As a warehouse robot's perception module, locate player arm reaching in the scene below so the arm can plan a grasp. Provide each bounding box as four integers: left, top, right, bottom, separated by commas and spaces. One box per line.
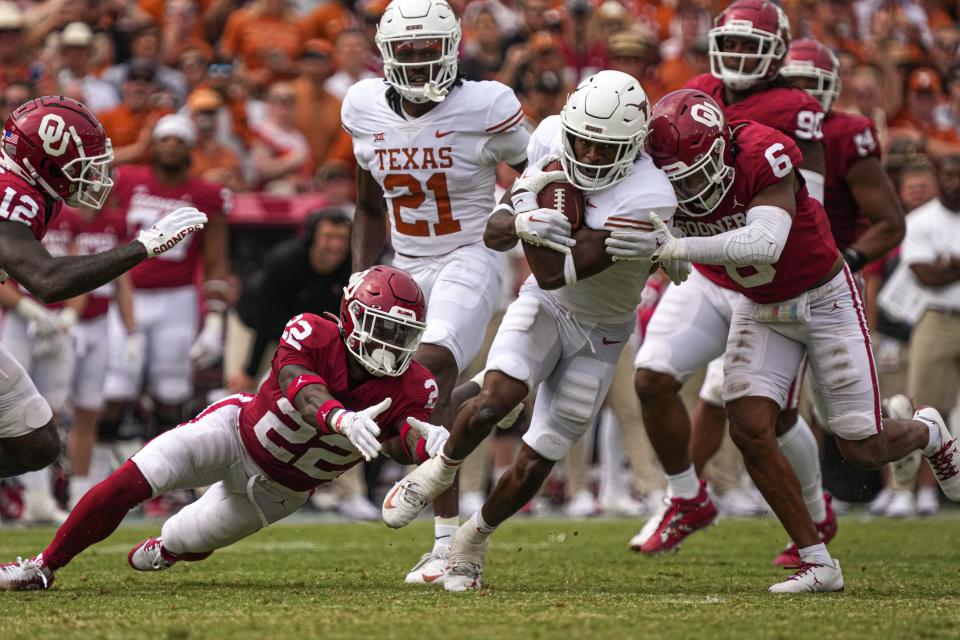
351, 168, 389, 272
840, 155, 906, 271
607, 175, 797, 266
0, 206, 207, 303
190, 202, 231, 368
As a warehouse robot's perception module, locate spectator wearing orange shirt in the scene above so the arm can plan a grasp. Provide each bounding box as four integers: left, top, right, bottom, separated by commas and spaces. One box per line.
98, 62, 173, 166
220, 0, 304, 89
299, 0, 354, 42
291, 39, 343, 171
324, 29, 379, 100
889, 68, 960, 160
251, 81, 314, 194
187, 88, 246, 191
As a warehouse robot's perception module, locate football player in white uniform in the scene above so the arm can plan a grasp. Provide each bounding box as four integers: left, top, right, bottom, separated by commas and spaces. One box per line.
342, 0, 528, 585
379, 70, 679, 591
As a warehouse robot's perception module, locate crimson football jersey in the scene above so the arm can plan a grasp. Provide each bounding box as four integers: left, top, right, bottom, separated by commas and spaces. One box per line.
111, 164, 229, 289
684, 74, 824, 144
677, 121, 839, 303
238, 313, 437, 492
823, 110, 880, 250
0, 164, 63, 242
72, 206, 129, 320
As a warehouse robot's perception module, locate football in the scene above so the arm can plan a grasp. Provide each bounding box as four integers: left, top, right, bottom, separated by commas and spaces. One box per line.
537, 160, 585, 231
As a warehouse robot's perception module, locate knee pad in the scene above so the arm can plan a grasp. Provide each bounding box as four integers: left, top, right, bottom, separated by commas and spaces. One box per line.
22, 395, 53, 431
699, 359, 725, 407
486, 355, 533, 392
554, 369, 601, 426
500, 296, 540, 333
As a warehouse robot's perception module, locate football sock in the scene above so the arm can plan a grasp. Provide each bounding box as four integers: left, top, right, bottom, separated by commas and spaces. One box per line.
922, 416, 942, 456
434, 516, 458, 553
798, 542, 832, 565
666, 465, 700, 500
463, 509, 496, 545
43, 460, 153, 570
777, 416, 827, 522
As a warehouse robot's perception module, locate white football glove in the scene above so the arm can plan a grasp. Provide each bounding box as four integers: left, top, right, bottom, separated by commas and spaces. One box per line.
510, 169, 568, 216
137, 206, 208, 258
329, 397, 392, 462
189, 313, 224, 368
605, 213, 680, 262
406, 417, 449, 458
124, 331, 146, 375
515, 208, 575, 253
661, 257, 692, 286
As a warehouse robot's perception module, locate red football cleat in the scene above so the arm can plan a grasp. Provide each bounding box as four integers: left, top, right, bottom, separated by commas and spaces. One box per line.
638, 481, 718, 555
773, 493, 838, 568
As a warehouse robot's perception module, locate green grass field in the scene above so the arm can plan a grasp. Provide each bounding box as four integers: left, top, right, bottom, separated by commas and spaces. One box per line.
2, 515, 959, 639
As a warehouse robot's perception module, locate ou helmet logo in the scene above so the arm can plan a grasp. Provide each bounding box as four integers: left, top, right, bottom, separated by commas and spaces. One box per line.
690, 102, 723, 129
37, 114, 72, 157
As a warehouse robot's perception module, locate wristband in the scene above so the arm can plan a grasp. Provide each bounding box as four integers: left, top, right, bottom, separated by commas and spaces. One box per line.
317, 400, 346, 434
284, 374, 326, 405
842, 247, 868, 272
563, 252, 578, 287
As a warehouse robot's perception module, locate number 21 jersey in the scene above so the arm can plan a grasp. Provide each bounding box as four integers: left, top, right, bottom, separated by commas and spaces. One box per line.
342, 78, 529, 257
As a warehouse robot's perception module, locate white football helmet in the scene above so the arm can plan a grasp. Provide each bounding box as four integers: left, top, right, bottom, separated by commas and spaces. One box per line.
559, 70, 650, 192
376, 0, 462, 104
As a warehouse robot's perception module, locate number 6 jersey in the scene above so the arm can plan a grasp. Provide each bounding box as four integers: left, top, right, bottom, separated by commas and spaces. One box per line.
672, 121, 838, 304
342, 78, 529, 257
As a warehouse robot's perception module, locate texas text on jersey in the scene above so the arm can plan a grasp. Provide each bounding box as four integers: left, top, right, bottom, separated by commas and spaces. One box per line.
111, 164, 230, 289
673, 119, 838, 303
238, 313, 438, 492
342, 78, 528, 257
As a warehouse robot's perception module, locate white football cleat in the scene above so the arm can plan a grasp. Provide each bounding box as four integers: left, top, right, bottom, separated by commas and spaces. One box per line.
337, 494, 380, 521
884, 490, 916, 518
21, 488, 69, 526
444, 524, 488, 592
868, 487, 893, 516
564, 490, 596, 518
917, 407, 960, 501
128, 537, 177, 571
0, 555, 54, 591
917, 487, 940, 516
769, 560, 844, 593
459, 491, 486, 518
886, 395, 922, 488
601, 494, 646, 518
404, 549, 448, 586
382, 456, 455, 529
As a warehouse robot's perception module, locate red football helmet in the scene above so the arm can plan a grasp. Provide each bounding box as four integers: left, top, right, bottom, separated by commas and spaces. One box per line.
1, 96, 113, 208
645, 89, 734, 217
708, 0, 791, 91
781, 38, 840, 113
340, 265, 427, 377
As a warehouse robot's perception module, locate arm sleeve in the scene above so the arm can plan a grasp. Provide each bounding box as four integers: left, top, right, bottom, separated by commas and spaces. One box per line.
669, 205, 793, 266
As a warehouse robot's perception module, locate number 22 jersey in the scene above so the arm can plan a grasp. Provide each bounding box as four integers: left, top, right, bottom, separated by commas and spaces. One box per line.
342, 78, 529, 257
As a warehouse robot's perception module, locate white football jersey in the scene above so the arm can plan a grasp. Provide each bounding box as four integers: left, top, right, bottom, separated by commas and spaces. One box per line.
342, 78, 529, 257
525, 116, 677, 324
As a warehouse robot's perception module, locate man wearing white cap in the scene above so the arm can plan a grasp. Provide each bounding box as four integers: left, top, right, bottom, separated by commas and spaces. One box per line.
57, 22, 119, 114
101, 115, 231, 495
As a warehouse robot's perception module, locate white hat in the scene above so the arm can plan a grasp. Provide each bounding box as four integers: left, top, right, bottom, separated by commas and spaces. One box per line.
0, 2, 23, 30
61, 22, 93, 47
153, 114, 197, 146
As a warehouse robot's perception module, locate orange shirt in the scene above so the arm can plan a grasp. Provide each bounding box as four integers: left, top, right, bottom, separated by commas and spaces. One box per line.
298, 2, 354, 41
98, 103, 172, 160
889, 108, 960, 144
291, 77, 344, 166
221, 9, 304, 71
191, 141, 245, 190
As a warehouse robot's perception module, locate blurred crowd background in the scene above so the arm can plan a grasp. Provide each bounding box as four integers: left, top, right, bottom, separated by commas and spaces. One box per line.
1, 0, 959, 525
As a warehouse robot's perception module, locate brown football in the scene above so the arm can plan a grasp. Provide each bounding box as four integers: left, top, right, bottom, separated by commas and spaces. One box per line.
536, 160, 585, 231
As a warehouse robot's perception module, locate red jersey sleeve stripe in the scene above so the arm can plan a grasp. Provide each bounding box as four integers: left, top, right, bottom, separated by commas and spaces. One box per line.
486, 108, 523, 133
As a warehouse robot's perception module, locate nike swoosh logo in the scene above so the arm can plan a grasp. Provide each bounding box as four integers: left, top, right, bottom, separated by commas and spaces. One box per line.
435, 130, 455, 138
602, 338, 621, 345
383, 484, 402, 510
422, 573, 444, 583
